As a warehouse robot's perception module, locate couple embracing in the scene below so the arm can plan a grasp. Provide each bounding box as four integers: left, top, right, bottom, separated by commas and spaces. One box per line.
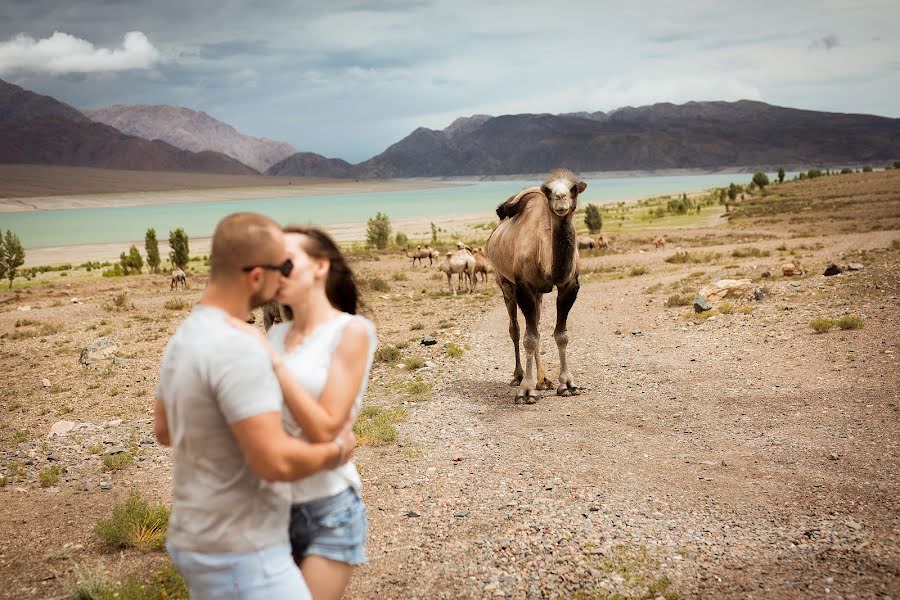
154, 212, 376, 599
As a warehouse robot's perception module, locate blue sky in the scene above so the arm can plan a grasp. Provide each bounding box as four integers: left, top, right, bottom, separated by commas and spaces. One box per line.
1, 0, 898, 163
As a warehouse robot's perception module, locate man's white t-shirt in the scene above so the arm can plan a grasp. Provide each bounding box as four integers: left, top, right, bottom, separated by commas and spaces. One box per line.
157, 305, 290, 553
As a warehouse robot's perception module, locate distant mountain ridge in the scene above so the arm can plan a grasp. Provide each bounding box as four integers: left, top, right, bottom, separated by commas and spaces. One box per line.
0, 79, 258, 175
270, 100, 900, 178
83, 104, 297, 172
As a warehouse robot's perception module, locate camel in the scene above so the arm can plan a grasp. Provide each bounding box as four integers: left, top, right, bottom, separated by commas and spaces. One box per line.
652, 236, 666, 249
485, 169, 585, 403
438, 249, 475, 295
596, 234, 611, 250
170, 267, 186, 290
577, 236, 596, 250
407, 245, 439, 267
262, 301, 286, 330
471, 246, 491, 283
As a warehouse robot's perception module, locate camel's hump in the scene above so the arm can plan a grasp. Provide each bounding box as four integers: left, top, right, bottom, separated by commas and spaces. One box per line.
496, 186, 543, 220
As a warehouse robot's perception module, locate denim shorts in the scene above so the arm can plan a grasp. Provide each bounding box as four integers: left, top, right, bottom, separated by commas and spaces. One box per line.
167, 541, 310, 600
289, 487, 368, 565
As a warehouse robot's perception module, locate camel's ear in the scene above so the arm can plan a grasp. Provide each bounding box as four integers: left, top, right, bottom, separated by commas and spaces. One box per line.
574, 181, 587, 195
540, 185, 552, 199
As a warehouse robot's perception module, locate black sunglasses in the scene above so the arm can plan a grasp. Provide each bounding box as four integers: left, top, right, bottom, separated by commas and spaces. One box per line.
241, 258, 293, 277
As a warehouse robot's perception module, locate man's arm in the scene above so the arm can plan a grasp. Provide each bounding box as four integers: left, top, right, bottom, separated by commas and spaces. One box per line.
230, 412, 354, 482
154, 397, 171, 447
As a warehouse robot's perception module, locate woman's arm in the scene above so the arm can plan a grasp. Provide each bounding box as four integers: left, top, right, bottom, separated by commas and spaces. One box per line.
276, 319, 371, 443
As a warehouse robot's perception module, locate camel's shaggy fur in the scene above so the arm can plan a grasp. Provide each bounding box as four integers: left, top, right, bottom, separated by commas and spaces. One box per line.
170, 268, 187, 290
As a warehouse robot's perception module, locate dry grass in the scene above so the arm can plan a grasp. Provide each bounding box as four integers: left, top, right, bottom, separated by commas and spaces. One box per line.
354, 405, 406, 445
95, 493, 170, 551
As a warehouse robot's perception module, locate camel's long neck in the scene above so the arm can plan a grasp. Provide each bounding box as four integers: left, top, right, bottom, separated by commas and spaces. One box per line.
550, 213, 576, 283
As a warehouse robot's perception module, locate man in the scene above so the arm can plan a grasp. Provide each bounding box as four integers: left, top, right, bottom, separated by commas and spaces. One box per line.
154, 212, 354, 599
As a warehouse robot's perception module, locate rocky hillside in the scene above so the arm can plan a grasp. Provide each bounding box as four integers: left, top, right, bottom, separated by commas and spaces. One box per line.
83, 104, 296, 172
266, 151, 354, 178
0, 79, 257, 175
272, 100, 900, 178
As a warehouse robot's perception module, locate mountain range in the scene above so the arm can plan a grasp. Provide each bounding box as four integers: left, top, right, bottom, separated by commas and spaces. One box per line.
2, 76, 898, 179
0, 79, 257, 175
267, 101, 900, 178
83, 105, 296, 172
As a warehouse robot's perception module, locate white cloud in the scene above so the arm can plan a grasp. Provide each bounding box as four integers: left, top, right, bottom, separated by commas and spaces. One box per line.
0, 31, 162, 75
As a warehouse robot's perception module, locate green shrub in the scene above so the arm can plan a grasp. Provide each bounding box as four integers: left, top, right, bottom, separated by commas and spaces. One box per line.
375, 345, 401, 363
366, 212, 391, 250
629, 266, 649, 276
731, 247, 770, 258
367, 277, 390, 292
66, 559, 187, 600
810, 318, 835, 333
391, 272, 408, 282
446, 343, 464, 358
664, 294, 692, 308
862, 165, 873, 173
102, 452, 134, 472
404, 377, 432, 401
163, 298, 187, 311
39, 464, 64, 487
96, 493, 170, 551
404, 356, 426, 370
836, 315, 863, 330
354, 405, 405, 445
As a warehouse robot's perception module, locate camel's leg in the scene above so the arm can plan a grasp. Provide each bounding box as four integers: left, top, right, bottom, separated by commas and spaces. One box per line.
498, 278, 523, 386
530, 294, 553, 391
554, 279, 580, 397
446, 273, 455, 296
514, 285, 542, 404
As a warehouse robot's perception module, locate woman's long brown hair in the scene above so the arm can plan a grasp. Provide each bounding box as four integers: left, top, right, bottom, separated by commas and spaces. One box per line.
282, 225, 359, 316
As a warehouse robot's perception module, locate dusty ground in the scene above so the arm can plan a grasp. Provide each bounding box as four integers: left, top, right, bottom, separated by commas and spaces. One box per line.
0, 171, 898, 599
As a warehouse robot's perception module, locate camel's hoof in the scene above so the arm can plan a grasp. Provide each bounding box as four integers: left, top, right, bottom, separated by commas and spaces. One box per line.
535, 377, 553, 391
557, 384, 580, 397
515, 389, 540, 404
509, 375, 523, 387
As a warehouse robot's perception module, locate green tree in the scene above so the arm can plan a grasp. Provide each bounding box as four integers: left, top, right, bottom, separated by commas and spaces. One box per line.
0, 230, 26, 288
118, 245, 143, 275
777, 167, 785, 183
893, 160, 900, 169
727, 183, 738, 202
862, 165, 873, 173
145, 228, 161, 273
584, 204, 603, 233
366, 212, 391, 250
430, 222, 439, 245
807, 168, 822, 179
169, 228, 190, 269
752, 171, 770, 189
395, 232, 408, 248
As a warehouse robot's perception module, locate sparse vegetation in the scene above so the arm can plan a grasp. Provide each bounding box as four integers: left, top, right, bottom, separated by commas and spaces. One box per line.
404, 356, 426, 370
410, 322, 424, 330
102, 451, 134, 472
66, 558, 187, 600
354, 405, 405, 445
39, 464, 64, 487
391, 271, 408, 282
95, 493, 170, 551
446, 343, 464, 358
665, 251, 720, 264
664, 294, 693, 308
404, 377, 432, 401
731, 247, 770, 258
375, 345, 402, 363
366, 276, 391, 292
811, 315, 864, 333
836, 315, 864, 330
629, 266, 649, 276
163, 297, 187, 311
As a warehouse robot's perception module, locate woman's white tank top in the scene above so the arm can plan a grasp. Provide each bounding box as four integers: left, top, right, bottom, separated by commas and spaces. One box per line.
267, 312, 377, 504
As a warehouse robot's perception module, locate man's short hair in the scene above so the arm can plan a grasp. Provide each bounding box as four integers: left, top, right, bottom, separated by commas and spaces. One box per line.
209, 213, 282, 281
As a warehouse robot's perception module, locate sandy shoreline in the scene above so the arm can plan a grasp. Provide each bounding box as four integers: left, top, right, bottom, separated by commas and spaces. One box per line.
0, 180, 462, 213
22, 211, 497, 266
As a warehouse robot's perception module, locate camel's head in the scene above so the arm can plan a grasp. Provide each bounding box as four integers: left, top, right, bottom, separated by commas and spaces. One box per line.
541, 169, 587, 218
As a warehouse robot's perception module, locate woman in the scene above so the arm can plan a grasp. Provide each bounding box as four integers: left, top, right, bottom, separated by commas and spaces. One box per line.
237, 225, 376, 600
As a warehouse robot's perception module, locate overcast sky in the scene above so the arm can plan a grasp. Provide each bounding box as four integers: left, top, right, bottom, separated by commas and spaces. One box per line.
1, 0, 898, 163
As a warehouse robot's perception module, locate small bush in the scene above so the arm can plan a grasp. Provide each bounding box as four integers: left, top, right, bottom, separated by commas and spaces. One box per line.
862, 165, 873, 173
96, 493, 170, 550
375, 345, 401, 363
163, 297, 187, 310
354, 405, 406, 445
391, 272, 409, 282
15, 318, 37, 327
664, 294, 692, 308
717, 302, 735, 315
14, 429, 29, 443
628, 266, 649, 277
404, 356, 426, 370
446, 343, 464, 358
810, 318, 835, 333
836, 315, 864, 330
665, 251, 719, 264
404, 377, 432, 401
0, 476, 6, 487
39, 464, 65, 487
731, 247, 771, 258
438, 319, 454, 329
409, 322, 424, 331
367, 277, 390, 292
738, 305, 754, 314
102, 452, 134, 472
66, 558, 187, 600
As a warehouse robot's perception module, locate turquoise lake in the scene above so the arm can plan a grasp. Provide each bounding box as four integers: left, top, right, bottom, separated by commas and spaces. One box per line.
1, 172, 773, 249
